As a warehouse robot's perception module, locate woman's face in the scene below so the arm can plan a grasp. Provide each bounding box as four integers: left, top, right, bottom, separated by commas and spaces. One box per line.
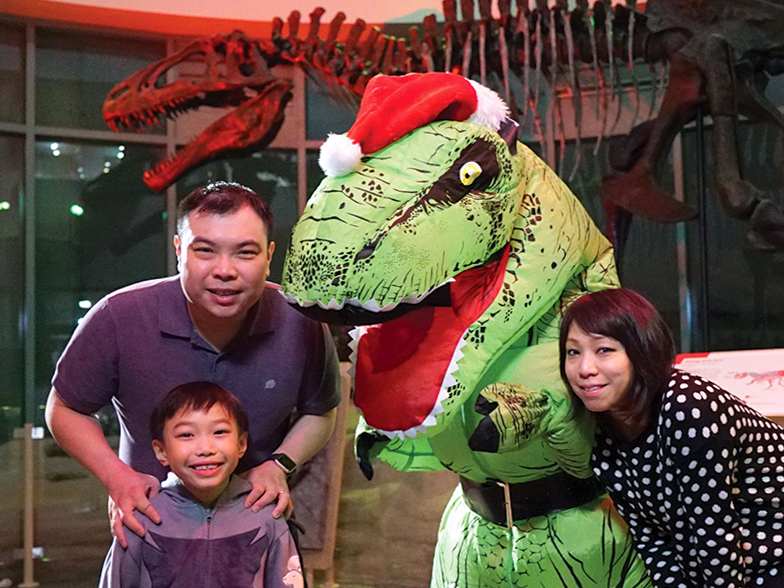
564, 323, 634, 417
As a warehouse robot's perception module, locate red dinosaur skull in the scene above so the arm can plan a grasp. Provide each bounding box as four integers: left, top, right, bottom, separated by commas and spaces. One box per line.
103, 31, 291, 192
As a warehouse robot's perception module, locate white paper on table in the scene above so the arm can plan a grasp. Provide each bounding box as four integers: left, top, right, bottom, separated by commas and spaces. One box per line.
674, 349, 784, 417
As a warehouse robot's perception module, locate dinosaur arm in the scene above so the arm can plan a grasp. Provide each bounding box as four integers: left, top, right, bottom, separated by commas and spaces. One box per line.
467, 383, 550, 454
465, 383, 595, 479
465, 342, 596, 479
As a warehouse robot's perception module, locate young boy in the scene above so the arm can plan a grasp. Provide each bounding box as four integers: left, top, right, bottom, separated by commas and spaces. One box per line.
99, 381, 304, 588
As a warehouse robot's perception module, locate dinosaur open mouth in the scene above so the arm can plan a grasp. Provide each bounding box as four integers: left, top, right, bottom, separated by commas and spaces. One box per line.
284, 283, 453, 326
348, 245, 510, 438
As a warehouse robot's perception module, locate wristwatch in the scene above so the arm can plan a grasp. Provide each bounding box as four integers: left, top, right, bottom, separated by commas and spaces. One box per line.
269, 453, 297, 475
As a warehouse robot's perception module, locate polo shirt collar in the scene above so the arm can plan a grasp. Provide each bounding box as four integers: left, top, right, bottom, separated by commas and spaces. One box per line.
248, 285, 276, 337
158, 276, 193, 338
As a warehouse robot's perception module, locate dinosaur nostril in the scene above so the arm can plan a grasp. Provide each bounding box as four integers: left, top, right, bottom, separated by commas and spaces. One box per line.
354, 243, 376, 262
354, 235, 383, 263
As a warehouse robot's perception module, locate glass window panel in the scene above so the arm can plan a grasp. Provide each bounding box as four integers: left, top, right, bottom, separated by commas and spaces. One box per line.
0, 134, 23, 585
306, 77, 358, 141
33, 440, 112, 587
35, 140, 168, 422
175, 150, 299, 285
560, 138, 682, 347
683, 122, 784, 350
0, 134, 24, 439
0, 22, 25, 124
306, 148, 328, 199
36, 29, 166, 132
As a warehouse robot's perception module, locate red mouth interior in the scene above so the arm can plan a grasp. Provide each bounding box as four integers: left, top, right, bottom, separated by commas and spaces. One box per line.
353, 245, 510, 433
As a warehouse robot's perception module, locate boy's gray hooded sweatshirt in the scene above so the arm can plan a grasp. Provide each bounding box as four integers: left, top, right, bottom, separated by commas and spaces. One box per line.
100, 474, 303, 588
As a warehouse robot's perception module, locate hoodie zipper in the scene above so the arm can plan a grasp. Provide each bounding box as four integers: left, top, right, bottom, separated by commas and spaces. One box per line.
206, 510, 214, 587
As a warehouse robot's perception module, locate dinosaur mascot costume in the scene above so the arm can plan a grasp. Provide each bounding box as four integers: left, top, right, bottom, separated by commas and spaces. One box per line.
281, 73, 651, 587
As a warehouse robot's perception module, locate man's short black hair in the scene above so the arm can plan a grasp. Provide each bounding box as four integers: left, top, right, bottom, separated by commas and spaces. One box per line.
150, 381, 249, 442
176, 181, 273, 241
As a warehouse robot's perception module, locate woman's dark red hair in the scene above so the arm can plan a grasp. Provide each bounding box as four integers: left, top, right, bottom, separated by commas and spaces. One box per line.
559, 288, 676, 421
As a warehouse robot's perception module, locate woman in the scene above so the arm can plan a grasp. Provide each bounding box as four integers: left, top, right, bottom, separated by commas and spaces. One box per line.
559, 288, 784, 588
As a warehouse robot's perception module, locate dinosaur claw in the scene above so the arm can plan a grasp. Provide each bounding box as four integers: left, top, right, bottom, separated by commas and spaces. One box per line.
602, 167, 698, 223
468, 418, 500, 453
355, 430, 390, 481
357, 457, 374, 481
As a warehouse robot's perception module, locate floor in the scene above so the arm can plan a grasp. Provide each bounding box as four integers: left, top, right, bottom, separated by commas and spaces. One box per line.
0, 411, 458, 588
4, 412, 784, 587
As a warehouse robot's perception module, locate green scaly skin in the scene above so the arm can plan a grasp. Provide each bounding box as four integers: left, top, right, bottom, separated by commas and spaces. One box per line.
282, 120, 651, 587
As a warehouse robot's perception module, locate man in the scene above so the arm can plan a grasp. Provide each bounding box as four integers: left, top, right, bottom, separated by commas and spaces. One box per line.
46, 182, 340, 548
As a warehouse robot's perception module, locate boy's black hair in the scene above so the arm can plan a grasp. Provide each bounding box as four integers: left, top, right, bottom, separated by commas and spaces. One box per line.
150, 381, 249, 442
176, 181, 273, 241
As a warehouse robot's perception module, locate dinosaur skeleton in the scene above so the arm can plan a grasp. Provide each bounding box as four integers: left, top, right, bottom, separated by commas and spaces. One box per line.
104, 0, 784, 252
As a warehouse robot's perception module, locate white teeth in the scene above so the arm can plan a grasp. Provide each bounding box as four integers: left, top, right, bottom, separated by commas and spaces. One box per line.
361, 299, 381, 312
285, 276, 454, 313
400, 291, 424, 304
193, 465, 219, 470
317, 297, 345, 310
279, 291, 297, 303
347, 327, 365, 379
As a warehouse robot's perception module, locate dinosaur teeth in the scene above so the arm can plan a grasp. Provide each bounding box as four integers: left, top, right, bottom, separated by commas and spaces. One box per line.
279, 291, 298, 304
360, 299, 381, 313
282, 278, 453, 314
346, 326, 364, 380
316, 298, 345, 310
399, 291, 425, 304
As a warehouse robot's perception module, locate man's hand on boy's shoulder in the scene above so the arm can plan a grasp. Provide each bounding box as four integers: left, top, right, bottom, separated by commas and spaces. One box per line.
107, 469, 162, 548
241, 461, 294, 519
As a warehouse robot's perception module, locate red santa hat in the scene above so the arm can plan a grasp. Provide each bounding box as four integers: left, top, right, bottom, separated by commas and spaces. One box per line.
319, 73, 510, 177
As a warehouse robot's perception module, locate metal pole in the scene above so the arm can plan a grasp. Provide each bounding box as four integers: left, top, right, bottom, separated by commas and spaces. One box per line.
23, 25, 36, 425
695, 106, 709, 349
19, 424, 39, 588
672, 134, 692, 353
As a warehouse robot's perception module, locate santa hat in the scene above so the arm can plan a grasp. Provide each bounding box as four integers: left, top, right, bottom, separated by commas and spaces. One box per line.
319, 73, 510, 177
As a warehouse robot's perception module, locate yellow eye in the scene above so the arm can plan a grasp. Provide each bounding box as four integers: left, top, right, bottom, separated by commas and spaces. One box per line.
459, 161, 482, 186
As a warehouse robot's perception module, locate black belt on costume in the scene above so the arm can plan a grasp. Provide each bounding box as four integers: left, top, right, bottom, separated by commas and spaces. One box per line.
459, 472, 605, 525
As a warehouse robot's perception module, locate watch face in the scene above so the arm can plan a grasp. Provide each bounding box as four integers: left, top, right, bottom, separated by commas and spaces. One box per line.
273, 453, 296, 473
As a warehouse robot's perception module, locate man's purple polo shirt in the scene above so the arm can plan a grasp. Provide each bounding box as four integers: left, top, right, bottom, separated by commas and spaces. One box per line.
53, 276, 341, 481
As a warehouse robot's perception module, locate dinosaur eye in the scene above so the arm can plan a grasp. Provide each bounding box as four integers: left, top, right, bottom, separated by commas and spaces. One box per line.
459, 162, 482, 186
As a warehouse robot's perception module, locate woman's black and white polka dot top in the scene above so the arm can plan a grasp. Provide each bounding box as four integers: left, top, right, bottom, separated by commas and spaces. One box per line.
592, 369, 784, 588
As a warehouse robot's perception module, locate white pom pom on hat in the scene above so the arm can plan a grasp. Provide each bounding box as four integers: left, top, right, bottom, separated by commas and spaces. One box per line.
467, 79, 510, 132
318, 133, 364, 178
318, 73, 511, 177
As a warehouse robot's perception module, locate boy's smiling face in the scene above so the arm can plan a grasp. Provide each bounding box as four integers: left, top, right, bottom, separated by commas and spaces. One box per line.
153, 404, 248, 506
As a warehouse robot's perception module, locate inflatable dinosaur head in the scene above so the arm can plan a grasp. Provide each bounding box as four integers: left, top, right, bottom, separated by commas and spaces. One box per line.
282, 73, 617, 442
283, 74, 527, 434
284, 115, 522, 313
